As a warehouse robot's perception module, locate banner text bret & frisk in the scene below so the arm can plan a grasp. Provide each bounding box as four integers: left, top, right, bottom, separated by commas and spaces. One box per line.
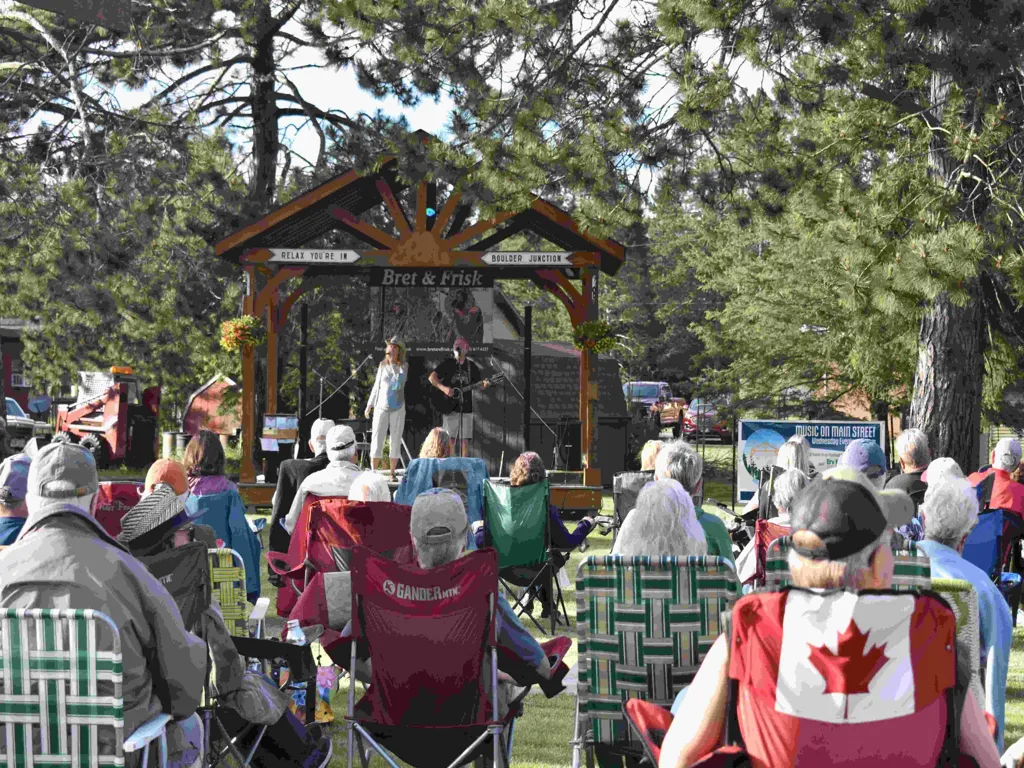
372, 268, 492, 287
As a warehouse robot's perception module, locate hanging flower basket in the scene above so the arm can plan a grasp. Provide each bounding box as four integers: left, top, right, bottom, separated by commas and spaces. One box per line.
573, 320, 617, 354
220, 315, 265, 352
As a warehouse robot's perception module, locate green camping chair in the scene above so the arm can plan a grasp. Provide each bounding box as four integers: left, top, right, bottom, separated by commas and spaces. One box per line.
0, 608, 172, 768
572, 555, 740, 768
483, 479, 568, 635
761, 536, 932, 591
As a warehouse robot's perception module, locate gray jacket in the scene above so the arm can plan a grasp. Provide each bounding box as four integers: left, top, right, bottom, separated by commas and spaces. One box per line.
0, 503, 208, 745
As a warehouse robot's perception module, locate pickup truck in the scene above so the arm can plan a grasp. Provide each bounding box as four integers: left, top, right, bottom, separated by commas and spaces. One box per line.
5, 397, 53, 451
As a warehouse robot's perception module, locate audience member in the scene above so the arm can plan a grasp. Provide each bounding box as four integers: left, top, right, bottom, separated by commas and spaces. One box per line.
734, 468, 808, 584
283, 425, 362, 535
968, 437, 1024, 518
838, 437, 888, 489
777, 435, 812, 475
640, 439, 663, 471
269, 418, 334, 561
119, 485, 333, 768
885, 428, 930, 505
349, 470, 392, 502
472, 452, 594, 617
0, 443, 208, 768
183, 431, 261, 602
653, 440, 732, 563
925, 456, 966, 484
419, 427, 454, 459
0, 454, 31, 545
658, 467, 999, 768
612, 479, 707, 557
917, 477, 1013, 751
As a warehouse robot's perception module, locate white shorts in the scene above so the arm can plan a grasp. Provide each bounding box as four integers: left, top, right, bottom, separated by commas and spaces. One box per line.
443, 412, 474, 441
371, 404, 406, 459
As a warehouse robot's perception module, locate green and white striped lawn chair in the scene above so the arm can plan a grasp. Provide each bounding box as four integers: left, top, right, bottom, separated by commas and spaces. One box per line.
572, 555, 740, 768
0, 608, 171, 768
761, 536, 932, 591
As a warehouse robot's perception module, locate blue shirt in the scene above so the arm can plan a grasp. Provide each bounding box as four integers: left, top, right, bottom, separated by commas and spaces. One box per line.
0, 517, 25, 545
916, 539, 1012, 751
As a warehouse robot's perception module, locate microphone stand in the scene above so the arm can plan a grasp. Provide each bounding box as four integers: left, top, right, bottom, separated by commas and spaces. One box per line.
306, 354, 374, 417
490, 358, 557, 440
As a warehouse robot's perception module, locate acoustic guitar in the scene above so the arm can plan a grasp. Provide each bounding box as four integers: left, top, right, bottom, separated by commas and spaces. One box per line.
435, 372, 506, 414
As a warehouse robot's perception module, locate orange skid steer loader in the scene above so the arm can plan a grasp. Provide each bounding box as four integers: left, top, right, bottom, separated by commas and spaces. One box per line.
55, 367, 160, 469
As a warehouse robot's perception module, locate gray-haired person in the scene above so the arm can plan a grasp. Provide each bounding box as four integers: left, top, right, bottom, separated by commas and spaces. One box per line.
885, 428, 931, 504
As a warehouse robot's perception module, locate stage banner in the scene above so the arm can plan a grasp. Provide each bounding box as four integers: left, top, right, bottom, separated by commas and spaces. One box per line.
370, 281, 494, 353
736, 420, 886, 502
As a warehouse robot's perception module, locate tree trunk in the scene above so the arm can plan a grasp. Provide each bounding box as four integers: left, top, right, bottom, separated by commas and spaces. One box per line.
249, 0, 279, 208
908, 289, 985, 472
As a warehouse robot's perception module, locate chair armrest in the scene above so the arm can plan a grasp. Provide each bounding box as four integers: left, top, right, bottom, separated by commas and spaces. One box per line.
249, 597, 270, 639
123, 713, 173, 752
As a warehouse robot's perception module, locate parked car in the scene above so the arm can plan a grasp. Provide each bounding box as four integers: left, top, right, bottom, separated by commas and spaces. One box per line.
5, 397, 53, 451
681, 397, 733, 442
623, 381, 672, 419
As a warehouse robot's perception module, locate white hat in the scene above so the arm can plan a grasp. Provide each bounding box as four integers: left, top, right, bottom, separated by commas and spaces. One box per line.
994, 437, 1022, 471
310, 418, 335, 444
326, 424, 356, 451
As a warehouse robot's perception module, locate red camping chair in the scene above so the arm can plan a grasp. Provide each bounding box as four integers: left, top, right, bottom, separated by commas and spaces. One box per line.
94, 480, 144, 539
751, 519, 790, 587
346, 546, 523, 768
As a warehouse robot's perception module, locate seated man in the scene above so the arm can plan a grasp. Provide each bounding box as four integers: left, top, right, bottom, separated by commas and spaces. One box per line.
283, 424, 362, 536
968, 437, 1024, 518
885, 428, 931, 507
0, 443, 208, 768
118, 483, 333, 768
0, 453, 31, 545
917, 477, 1013, 752
658, 467, 1000, 768
269, 418, 334, 561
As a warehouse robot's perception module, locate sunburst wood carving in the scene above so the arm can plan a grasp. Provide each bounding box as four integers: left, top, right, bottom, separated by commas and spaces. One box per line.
330, 178, 515, 267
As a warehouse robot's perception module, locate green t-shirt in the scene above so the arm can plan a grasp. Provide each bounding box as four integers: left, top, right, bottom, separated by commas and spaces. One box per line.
695, 506, 735, 566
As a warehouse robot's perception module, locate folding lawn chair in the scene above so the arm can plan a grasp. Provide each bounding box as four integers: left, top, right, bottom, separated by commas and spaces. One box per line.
572, 555, 740, 768
346, 546, 524, 768
208, 548, 269, 638
484, 478, 568, 635
94, 481, 144, 540
962, 508, 1024, 626
760, 536, 932, 591
611, 472, 652, 534
0, 608, 172, 768
931, 578, 984, 710
750, 519, 790, 588
267, 493, 337, 618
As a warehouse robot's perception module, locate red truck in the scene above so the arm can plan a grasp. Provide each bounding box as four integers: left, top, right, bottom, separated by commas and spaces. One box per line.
55, 368, 160, 468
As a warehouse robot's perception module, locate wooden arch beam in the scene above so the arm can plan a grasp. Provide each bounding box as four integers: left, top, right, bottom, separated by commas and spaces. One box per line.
535, 269, 586, 326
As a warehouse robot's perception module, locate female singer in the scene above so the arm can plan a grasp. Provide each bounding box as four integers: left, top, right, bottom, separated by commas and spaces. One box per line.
364, 337, 408, 480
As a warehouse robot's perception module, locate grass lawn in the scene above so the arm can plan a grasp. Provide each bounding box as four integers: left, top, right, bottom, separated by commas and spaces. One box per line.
247, 484, 1024, 766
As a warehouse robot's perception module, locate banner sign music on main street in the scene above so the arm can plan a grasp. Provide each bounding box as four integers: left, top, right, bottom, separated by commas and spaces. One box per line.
369, 268, 495, 287
736, 419, 886, 502
268, 249, 361, 264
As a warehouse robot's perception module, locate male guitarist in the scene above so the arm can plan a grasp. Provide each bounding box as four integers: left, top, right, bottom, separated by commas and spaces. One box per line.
429, 338, 491, 457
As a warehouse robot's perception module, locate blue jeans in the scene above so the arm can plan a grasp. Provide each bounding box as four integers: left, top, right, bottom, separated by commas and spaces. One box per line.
670, 686, 689, 717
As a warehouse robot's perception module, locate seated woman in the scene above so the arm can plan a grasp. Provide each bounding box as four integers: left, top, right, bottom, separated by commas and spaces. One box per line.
611, 479, 707, 557
349, 470, 392, 502
472, 451, 597, 617
641, 440, 664, 472
183, 431, 262, 602
419, 427, 454, 459
118, 483, 333, 768
734, 468, 807, 585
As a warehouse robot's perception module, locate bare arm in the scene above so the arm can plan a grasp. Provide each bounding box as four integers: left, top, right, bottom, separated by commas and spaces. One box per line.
429, 371, 452, 396
659, 634, 730, 768
961, 688, 1001, 768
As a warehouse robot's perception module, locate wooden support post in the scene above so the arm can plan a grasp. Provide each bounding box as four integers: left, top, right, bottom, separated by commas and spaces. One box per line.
241, 267, 257, 483
580, 268, 600, 487
266, 286, 280, 414
298, 302, 308, 457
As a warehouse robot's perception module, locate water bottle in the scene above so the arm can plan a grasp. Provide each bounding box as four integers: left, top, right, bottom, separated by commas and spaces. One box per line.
285, 619, 306, 646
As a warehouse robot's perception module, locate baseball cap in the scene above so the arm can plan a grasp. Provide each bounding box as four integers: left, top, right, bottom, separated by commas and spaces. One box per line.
453, 338, 470, 353
310, 418, 335, 444
26, 442, 99, 513
410, 488, 468, 545
921, 457, 964, 484
838, 438, 888, 479
117, 484, 192, 551
326, 424, 356, 451
994, 437, 1022, 469
144, 459, 188, 495
789, 466, 914, 560
0, 454, 31, 503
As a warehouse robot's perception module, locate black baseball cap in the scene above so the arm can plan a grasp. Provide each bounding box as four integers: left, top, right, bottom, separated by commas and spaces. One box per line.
789, 466, 914, 560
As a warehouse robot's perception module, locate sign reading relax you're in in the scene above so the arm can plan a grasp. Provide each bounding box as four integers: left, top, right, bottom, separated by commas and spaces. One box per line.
268, 249, 361, 264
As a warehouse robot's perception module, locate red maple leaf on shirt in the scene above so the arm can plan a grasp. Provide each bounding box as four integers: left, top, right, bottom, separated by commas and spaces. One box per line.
808, 619, 888, 711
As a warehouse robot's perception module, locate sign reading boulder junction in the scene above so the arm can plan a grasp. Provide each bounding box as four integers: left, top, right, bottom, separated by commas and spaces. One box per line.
369, 268, 495, 287
268, 248, 361, 264
482, 251, 573, 266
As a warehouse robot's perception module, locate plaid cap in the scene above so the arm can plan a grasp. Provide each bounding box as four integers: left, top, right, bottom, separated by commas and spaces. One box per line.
790, 466, 914, 560
27, 442, 98, 512
410, 488, 468, 545
0, 454, 31, 503
117, 484, 193, 551
838, 438, 888, 478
